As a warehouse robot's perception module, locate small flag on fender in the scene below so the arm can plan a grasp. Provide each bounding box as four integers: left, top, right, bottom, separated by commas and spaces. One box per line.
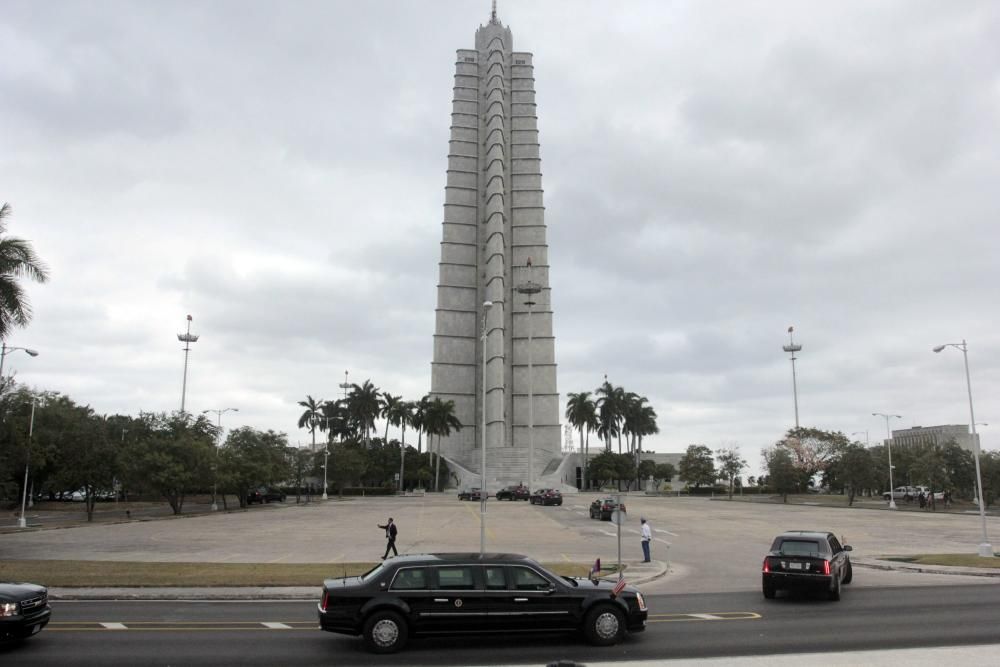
611, 577, 627, 597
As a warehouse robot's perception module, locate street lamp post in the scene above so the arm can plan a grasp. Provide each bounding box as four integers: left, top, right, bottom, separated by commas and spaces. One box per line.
933, 340, 993, 557
782, 327, 802, 429
0, 342, 40, 381
177, 315, 199, 413
203, 408, 238, 511
516, 260, 542, 494
873, 413, 902, 510
480, 301, 493, 555
18, 398, 37, 529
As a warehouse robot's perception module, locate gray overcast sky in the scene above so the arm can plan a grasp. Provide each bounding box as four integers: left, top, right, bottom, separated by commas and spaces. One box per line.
3, 0, 999, 475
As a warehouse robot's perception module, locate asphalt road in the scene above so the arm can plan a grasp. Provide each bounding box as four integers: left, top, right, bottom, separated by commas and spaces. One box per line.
6, 584, 1000, 666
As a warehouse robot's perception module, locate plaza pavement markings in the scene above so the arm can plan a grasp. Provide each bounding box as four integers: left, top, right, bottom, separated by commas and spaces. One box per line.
327, 553, 345, 563
461, 502, 496, 541
647, 611, 760, 623
655, 528, 678, 536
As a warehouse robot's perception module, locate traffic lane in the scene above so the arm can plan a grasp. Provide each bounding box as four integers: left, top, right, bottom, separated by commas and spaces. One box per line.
21, 585, 1000, 666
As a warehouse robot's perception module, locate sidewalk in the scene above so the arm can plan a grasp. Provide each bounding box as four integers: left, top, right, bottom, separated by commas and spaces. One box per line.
854, 557, 1000, 578
48, 559, 670, 600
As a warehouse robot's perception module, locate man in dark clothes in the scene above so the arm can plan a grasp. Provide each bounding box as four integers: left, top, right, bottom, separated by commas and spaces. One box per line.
378, 517, 398, 559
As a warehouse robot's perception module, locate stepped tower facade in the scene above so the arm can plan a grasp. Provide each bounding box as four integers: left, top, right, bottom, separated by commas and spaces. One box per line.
429, 8, 559, 487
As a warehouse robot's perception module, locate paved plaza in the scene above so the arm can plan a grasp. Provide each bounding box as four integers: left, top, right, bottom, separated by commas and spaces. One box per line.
3, 494, 999, 595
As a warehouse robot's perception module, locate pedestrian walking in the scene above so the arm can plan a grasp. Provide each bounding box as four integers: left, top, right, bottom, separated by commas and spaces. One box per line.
918, 491, 927, 509
640, 517, 652, 563
378, 517, 398, 559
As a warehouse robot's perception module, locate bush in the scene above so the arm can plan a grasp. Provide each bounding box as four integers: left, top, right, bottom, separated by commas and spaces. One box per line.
334, 486, 395, 496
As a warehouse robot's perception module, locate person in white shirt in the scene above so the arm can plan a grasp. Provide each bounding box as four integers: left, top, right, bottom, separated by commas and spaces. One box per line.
640, 517, 652, 562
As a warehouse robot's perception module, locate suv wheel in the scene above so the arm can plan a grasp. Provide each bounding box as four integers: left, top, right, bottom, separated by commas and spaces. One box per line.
843, 561, 853, 584
583, 604, 624, 646
828, 575, 841, 601
363, 610, 408, 654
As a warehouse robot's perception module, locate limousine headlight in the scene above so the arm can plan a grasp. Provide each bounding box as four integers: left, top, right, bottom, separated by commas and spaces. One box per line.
0, 602, 18, 617
635, 592, 647, 612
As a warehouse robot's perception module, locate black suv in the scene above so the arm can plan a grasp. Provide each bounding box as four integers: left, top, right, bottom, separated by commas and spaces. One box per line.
529, 489, 563, 505
762, 530, 853, 600
318, 552, 647, 653
247, 487, 286, 504
495, 485, 529, 501
0, 582, 51, 642
589, 497, 626, 520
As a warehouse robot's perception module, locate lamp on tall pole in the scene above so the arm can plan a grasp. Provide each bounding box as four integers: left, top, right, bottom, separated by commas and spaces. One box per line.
516, 259, 542, 494
873, 412, 902, 510
480, 300, 493, 555
1, 342, 40, 381
320, 415, 334, 501
933, 340, 993, 557
782, 326, 802, 429
177, 315, 199, 413
18, 398, 37, 529
203, 407, 238, 511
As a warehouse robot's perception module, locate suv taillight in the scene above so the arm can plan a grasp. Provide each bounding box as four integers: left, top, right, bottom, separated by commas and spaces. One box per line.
762, 558, 770, 573
321, 591, 329, 611
822, 560, 831, 575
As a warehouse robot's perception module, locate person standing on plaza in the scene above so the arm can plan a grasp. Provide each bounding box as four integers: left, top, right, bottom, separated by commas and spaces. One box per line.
640, 517, 652, 563
378, 517, 398, 559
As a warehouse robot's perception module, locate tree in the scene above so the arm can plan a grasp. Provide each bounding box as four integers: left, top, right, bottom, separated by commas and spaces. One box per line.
297, 395, 324, 453
716, 446, 746, 500
826, 442, 876, 505
386, 400, 414, 492
411, 395, 430, 455
775, 427, 847, 487
347, 380, 381, 446
122, 412, 215, 514
424, 397, 462, 491
763, 446, 797, 503
678, 445, 716, 489
654, 463, 676, 486
328, 443, 367, 497
380, 393, 403, 443
218, 427, 291, 508
565, 391, 598, 490
911, 444, 949, 510
0, 202, 50, 339
595, 380, 624, 453
940, 440, 975, 500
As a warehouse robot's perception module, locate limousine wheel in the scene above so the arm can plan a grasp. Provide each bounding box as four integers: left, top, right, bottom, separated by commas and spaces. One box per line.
363, 610, 408, 654
584, 604, 624, 646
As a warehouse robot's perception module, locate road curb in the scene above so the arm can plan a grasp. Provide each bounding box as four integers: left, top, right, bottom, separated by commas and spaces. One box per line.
854, 558, 1000, 578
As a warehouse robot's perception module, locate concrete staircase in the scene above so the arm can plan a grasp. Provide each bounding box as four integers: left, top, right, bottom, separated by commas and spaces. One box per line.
446, 449, 578, 494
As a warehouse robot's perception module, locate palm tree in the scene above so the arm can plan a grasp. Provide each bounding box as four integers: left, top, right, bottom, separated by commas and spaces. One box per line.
411, 395, 430, 455
425, 397, 462, 492
387, 400, 415, 492
380, 392, 403, 443
320, 400, 350, 444
596, 380, 624, 453
565, 391, 598, 490
0, 203, 50, 339
297, 395, 324, 452
346, 380, 380, 446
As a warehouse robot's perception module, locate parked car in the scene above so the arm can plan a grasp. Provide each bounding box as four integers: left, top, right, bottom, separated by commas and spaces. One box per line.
530, 489, 563, 506
317, 552, 647, 653
762, 530, 853, 601
0, 581, 51, 643
589, 497, 626, 520
457, 488, 486, 501
882, 486, 920, 501
246, 488, 286, 504
495, 485, 529, 501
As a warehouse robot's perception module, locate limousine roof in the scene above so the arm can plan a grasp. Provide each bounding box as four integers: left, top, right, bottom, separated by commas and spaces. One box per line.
386, 553, 533, 565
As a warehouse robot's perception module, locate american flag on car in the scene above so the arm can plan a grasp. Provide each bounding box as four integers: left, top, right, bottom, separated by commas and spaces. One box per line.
611, 577, 627, 597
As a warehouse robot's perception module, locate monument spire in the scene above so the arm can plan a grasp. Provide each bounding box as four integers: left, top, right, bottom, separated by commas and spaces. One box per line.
490, 0, 499, 25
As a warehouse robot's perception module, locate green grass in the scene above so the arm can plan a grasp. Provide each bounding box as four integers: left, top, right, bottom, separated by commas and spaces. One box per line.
883, 554, 1000, 568
0, 560, 592, 587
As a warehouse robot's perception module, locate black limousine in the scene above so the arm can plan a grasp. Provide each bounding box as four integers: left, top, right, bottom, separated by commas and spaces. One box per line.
318, 553, 647, 653
0, 581, 51, 643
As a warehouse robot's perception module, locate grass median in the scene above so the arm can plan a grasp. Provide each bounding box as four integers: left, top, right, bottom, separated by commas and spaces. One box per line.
883, 554, 1000, 568
0, 560, 592, 587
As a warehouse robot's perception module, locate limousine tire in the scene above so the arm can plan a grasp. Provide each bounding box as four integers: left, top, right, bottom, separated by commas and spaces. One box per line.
584, 604, 625, 646
363, 610, 408, 654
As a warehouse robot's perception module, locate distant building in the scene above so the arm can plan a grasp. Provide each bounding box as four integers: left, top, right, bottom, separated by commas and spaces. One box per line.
887, 425, 980, 453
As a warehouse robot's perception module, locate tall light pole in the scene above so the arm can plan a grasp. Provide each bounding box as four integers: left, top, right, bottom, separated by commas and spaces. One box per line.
480, 301, 493, 555
18, 398, 36, 529
933, 340, 993, 557
339, 370, 351, 400
851, 431, 870, 446
782, 326, 802, 429
203, 407, 238, 511
177, 315, 199, 413
0, 342, 40, 381
516, 259, 542, 493
873, 412, 902, 510
320, 416, 333, 501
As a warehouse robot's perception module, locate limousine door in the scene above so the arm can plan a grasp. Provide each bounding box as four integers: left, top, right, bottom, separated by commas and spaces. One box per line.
489, 565, 576, 631
393, 565, 490, 634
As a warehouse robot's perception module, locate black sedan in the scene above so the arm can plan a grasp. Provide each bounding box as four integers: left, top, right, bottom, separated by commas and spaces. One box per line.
457, 488, 486, 501
0, 582, 51, 643
495, 485, 529, 501
762, 530, 853, 600
529, 489, 563, 505
247, 487, 286, 504
317, 552, 647, 653
589, 497, 626, 520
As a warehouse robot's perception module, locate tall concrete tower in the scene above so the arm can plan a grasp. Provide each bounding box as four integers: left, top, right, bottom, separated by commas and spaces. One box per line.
430, 6, 559, 488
